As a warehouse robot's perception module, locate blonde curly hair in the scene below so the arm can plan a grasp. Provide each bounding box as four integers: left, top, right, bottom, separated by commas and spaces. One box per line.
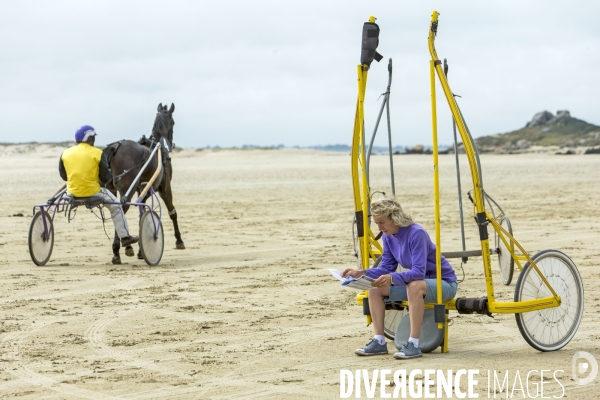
370, 195, 414, 227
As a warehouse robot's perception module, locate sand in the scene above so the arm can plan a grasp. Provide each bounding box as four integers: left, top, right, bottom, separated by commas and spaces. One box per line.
0, 148, 599, 399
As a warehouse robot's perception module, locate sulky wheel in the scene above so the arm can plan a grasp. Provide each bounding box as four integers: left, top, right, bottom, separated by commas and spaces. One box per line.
497, 217, 515, 285
28, 210, 54, 266
383, 264, 409, 340
139, 210, 164, 266
384, 307, 408, 340
514, 249, 584, 352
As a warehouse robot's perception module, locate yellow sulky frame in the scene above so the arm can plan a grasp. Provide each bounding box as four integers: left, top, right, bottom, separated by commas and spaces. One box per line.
350, 13, 563, 352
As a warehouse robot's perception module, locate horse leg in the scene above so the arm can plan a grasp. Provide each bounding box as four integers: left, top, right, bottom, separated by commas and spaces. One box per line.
112, 230, 122, 264
121, 202, 135, 257
107, 183, 123, 264
158, 182, 185, 249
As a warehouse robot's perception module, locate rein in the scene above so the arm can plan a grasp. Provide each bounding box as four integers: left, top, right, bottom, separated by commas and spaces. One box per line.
113, 158, 148, 185
107, 141, 151, 186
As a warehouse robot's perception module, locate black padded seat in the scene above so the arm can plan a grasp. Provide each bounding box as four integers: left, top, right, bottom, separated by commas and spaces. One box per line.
64, 194, 105, 207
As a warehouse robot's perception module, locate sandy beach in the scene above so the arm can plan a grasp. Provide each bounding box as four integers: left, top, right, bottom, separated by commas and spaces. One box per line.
0, 148, 599, 399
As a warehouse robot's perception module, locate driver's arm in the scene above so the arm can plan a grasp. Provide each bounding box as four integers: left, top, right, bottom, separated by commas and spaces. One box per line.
58, 154, 67, 182
99, 152, 112, 186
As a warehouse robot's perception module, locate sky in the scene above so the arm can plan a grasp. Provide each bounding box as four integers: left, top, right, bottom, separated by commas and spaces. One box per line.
1, 1, 599, 149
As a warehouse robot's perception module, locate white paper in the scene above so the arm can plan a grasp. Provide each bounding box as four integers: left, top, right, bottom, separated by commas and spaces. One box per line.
328, 269, 375, 291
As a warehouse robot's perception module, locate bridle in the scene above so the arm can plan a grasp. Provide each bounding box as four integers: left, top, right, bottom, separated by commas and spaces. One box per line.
150, 109, 174, 146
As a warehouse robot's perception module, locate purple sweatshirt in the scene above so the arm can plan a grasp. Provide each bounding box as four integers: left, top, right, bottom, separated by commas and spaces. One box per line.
364, 223, 457, 286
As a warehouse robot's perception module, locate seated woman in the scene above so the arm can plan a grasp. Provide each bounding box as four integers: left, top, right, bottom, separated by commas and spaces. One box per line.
342, 195, 458, 359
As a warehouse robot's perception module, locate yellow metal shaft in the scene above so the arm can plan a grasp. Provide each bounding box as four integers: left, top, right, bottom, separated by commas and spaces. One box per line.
428, 11, 496, 305
430, 59, 444, 330
350, 17, 387, 320
427, 10, 561, 312
351, 64, 383, 274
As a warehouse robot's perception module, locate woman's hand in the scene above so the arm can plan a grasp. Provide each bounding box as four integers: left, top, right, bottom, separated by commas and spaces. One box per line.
341, 268, 365, 279
371, 274, 392, 288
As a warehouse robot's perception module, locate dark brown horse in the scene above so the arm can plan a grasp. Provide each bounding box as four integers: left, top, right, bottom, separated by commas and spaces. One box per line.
104, 103, 185, 264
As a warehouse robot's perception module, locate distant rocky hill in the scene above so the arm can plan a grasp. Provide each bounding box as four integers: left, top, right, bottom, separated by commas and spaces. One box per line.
473, 110, 600, 154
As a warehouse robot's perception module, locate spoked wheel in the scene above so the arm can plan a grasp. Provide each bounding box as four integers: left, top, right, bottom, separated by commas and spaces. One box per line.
28, 210, 54, 266
139, 210, 164, 266
497, 217, 515, 285
383, 263, 408, 340
514, 249, 584, 351
384, 307, 408, 340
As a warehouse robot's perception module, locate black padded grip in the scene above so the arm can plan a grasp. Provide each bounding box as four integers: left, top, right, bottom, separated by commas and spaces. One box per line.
455, 297, 491, 316
355, 211, 364, 237
360, 22, 382, 67
434, 304, 446, 323
476, 212, 489, 241
363, 300, 371, 316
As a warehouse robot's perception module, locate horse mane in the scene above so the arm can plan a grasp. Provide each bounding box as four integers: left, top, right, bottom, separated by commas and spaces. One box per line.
151, 112, 169, 138
137, 135, 154, 147
151, 104, 174, 143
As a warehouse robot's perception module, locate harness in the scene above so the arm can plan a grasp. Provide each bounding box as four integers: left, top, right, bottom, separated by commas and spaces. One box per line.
103, 139, 165, 187
140, 134, 174, 162
102, 140, 138, 186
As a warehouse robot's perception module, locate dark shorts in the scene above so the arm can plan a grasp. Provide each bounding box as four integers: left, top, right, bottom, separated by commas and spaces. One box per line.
387, 279, 458, 303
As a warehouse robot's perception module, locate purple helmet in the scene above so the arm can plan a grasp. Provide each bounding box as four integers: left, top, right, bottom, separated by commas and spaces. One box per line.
75, 125, 97, 143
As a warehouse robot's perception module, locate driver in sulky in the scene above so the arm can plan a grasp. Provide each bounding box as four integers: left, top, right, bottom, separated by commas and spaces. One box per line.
58, 125, 138, 248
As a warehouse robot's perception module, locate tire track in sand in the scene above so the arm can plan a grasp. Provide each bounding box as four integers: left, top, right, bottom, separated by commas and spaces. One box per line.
0, 277, 146, 306
0, 320, 120, 400
84, 310, 193, 381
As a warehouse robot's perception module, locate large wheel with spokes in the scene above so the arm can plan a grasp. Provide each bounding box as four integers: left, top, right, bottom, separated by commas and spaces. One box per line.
139, 210, 164, 266
28, 210, 54, 266
514, 249, 584, 351
384, 307, 408, 340
497, 217, 515, 285
383, 263, 409, 340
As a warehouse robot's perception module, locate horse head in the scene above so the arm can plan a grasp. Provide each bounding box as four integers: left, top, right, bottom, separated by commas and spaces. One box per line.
152, 103, 175, 147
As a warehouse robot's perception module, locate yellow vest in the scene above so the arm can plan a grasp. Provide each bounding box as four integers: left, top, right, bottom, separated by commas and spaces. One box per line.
61, 143, 102, 197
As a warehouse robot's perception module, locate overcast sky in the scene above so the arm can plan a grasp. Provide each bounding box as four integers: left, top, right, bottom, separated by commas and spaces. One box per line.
1, 1, 599, 148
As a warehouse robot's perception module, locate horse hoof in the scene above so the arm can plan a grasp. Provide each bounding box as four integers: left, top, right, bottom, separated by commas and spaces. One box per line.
137, 252, 144, 260
125, 246, 135, 257
112, 256, 122, 265
176, 242, 186, 250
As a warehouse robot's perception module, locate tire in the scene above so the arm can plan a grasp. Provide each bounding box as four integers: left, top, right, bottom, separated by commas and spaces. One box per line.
394, 309, 444, 352
384, 308, 408, 340
139, 210, 164, 266
28, 210, 54, 266
514, 249, 584, 351
497, 217, 515, 285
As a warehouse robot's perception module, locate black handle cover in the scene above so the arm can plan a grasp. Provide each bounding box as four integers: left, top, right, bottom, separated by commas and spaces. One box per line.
361, 22, 383, 67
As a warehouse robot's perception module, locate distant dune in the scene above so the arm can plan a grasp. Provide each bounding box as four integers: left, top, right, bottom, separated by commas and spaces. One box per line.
0, 142, 72, 158
471, 110, 600, 154
4, 112, 600, 159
